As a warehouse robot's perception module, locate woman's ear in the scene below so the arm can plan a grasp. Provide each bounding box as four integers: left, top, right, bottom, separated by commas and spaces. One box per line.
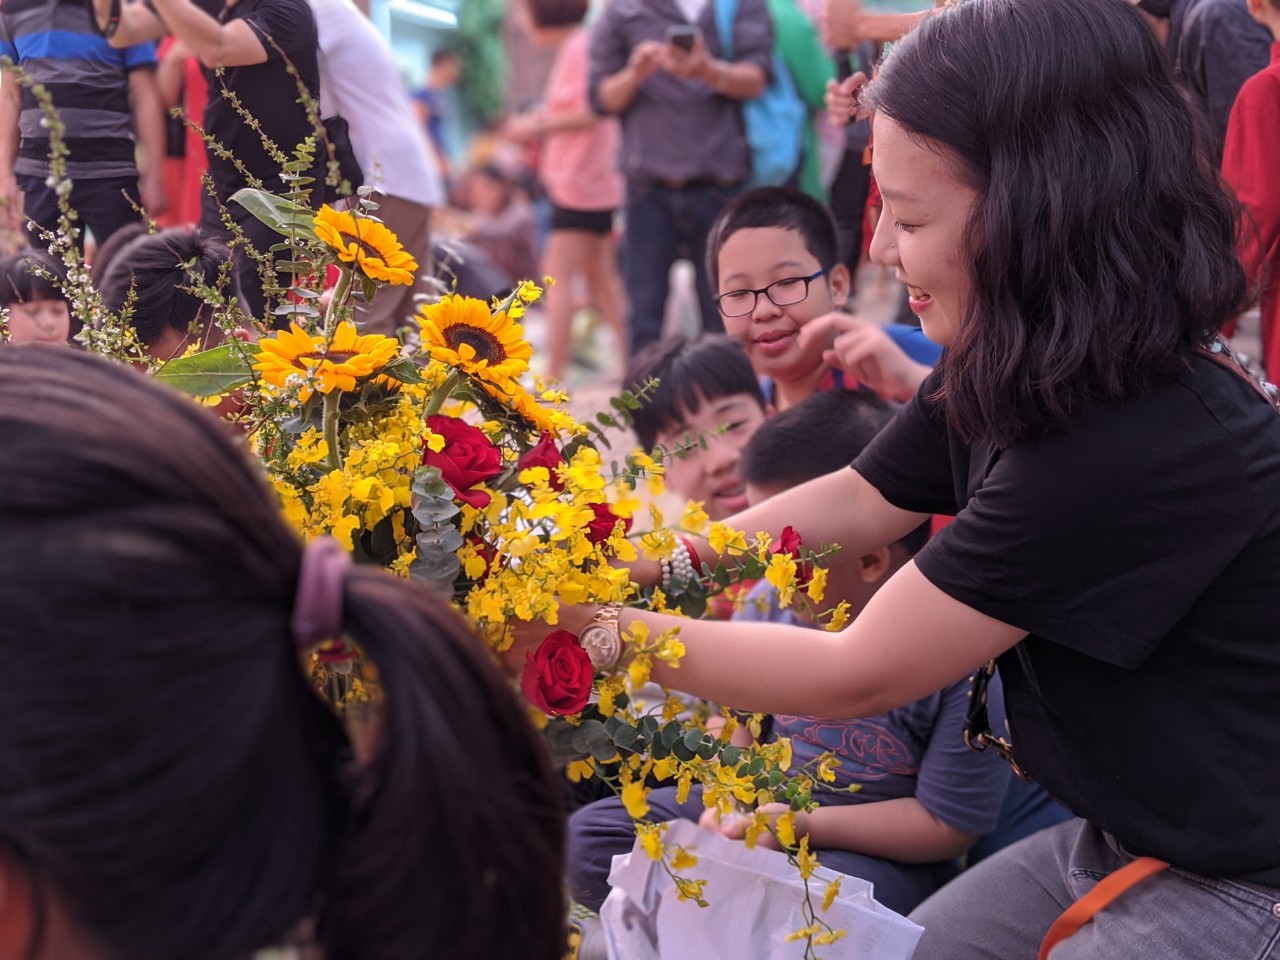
828, 263, 852, 308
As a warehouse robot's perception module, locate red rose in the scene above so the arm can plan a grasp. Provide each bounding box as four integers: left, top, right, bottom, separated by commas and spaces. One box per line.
770, 525, 812, 584
423, 415, 503, 508
585, 502, 631, 545
522, 630, 594, 716
517, 432, 565, 489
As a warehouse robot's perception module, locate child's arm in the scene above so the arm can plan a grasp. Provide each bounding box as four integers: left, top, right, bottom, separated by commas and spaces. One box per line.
128, 64, 168, 218
0, 74, 20, 229
716, 797, 978, 862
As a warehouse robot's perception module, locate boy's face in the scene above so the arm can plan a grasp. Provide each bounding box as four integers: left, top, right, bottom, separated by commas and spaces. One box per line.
655, 392, 767, 520
716, 226, 850, 386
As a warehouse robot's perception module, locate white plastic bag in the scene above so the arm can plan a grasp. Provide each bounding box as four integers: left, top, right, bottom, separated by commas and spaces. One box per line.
599, 819, 924, 960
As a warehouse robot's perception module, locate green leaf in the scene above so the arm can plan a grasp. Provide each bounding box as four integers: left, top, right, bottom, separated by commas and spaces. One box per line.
230, 187, 317, 239
382, 357, 425, 385
154, 342, 259, 397
611, 723, 640, 751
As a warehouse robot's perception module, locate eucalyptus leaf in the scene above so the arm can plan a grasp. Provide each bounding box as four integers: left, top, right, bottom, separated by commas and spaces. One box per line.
154, 342, 258, 397
230, 188, 317, 239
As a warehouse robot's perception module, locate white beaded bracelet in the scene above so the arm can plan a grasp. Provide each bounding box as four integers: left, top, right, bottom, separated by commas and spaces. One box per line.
660, 541, 697, 593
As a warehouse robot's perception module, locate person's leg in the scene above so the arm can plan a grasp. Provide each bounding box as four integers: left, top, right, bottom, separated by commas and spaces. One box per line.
582, 229, 628, 370
540, 228, 590, 381
623, 180, 678, 356
908, 819, 1082, 960
71, 177, 143, 249
567, 785, 705, 911
355, 192, 432, 336
829, 147, 872, 278
683, 183, 739, 337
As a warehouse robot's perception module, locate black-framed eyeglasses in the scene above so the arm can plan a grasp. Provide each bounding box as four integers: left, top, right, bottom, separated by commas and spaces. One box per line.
962, 660, 1031, 782
714, 268, 829, 318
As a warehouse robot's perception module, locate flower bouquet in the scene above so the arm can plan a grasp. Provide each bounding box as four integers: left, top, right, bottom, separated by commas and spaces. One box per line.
94, 188, 851, 957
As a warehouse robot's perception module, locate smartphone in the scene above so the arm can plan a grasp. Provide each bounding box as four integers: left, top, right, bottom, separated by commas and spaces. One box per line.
666, 24, 700, 52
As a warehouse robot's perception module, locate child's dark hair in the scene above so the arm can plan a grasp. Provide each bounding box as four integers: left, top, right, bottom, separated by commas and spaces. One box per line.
625, 334, 765, 452
705, 187, 840, 289
740, 389, 930, 554
97, 229, 242, 346
0, 346, 566, 960
526, 0, 589, 28
863, 0, 1246, 447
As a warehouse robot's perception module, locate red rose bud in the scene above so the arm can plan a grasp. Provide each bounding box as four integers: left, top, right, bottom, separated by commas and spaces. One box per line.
423, 414, 503, 509
517, 432, 565, 490
770, 524, 812, 584
585, 502, 631, 545
522, 629, 594, 716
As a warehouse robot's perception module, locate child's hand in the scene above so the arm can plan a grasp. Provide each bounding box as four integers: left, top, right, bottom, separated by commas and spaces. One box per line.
800, 312, 931, 402
699, 802, 809, 851
824, 73, 870, 127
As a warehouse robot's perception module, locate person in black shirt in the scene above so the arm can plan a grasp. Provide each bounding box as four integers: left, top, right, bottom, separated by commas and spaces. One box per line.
509, 0, 1280, 956
95, 0, 322, 321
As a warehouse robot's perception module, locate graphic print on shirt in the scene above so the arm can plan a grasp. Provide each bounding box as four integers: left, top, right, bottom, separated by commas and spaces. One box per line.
775, 715, 917, 784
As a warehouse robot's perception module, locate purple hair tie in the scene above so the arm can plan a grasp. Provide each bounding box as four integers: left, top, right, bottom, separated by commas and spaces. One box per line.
291, 536, 352, 650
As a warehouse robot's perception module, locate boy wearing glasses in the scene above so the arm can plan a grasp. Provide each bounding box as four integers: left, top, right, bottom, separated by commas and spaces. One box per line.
708, 186, 935, 409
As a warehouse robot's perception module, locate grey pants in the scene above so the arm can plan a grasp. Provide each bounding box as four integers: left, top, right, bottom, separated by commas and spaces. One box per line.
910, 819, 1280, 959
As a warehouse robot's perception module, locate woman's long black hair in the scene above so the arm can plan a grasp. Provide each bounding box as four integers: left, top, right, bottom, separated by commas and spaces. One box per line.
865, 0, 1247, 447
0, 345, 565, 959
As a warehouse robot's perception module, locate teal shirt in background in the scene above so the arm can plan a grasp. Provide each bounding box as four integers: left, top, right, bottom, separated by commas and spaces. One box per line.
766, 0, 835, 200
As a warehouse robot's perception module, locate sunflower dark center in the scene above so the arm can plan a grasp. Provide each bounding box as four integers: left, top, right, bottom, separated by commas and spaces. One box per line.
445, 326, 504, 364
291, 349, 360, 370
339, 231, 383, 261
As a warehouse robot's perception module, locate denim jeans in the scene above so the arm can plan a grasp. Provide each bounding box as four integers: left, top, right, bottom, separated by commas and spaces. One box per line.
622, 179, 739, 356
911, 818, 1280, 959
19, 174, 140, 250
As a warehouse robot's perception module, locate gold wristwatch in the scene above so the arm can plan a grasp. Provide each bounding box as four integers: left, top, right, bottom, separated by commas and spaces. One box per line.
579, 603, 624, 671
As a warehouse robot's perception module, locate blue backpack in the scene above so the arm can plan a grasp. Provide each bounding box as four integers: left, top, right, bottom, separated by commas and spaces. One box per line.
713, 0, 807, 188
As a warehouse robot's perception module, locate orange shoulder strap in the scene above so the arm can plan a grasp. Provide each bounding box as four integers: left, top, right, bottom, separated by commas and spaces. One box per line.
1037, 856, 1170, 960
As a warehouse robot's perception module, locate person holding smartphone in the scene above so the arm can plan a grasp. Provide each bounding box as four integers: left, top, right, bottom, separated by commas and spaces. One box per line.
588, 0, 773, 357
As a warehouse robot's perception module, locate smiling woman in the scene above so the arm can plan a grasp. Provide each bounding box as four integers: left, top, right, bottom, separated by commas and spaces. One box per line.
522, 0, 1280, 956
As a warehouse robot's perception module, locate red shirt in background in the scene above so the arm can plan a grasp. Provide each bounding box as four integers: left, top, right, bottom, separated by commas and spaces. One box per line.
1222, 42, 1280, 379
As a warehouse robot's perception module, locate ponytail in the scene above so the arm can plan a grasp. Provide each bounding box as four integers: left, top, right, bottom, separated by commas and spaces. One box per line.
318, 569, 566, 959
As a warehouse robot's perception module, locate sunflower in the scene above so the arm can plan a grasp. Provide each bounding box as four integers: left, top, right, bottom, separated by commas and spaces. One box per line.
313, 205, 418, 286
254, 321, 400, 401
419, 294, 533, 391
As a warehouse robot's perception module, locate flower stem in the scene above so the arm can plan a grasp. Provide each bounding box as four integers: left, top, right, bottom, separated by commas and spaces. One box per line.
423, 368, 462, 419
324, 267, 354, 340
322, 390, 342, 471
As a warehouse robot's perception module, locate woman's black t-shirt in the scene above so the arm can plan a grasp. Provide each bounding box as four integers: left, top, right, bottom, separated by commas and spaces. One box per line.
853, 356, 1280, 883
197, 0, 321, 200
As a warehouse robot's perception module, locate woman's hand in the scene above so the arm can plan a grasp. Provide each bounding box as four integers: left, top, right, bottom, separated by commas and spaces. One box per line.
500, 604, 600, 676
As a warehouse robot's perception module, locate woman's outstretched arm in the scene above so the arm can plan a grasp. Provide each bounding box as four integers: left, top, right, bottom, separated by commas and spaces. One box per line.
554, 562, 1026, 720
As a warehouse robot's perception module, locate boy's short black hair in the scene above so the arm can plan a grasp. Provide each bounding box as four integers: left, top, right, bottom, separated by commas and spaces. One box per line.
625, 334, 765, 452
739, 388, 931, 555
431, 47, 460, 68
0, 248, 66, 307
705, 186, 840, 289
